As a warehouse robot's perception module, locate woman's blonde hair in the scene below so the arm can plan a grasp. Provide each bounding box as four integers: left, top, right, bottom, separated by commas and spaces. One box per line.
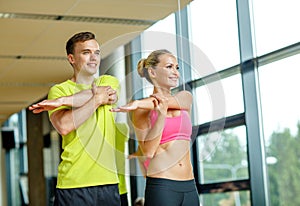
137, 49, 173, 83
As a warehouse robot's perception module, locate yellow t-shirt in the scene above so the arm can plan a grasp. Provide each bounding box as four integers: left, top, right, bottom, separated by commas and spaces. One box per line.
48, 75, 120, 189
115, 123, 129, 195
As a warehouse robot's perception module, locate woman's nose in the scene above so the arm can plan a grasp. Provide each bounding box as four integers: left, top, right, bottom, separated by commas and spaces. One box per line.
173, 67, 179, 75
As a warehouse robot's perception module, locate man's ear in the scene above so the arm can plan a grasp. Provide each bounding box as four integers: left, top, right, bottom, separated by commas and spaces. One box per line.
67, 54, 75, 64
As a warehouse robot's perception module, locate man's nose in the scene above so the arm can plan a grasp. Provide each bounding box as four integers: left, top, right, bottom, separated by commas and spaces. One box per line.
90, 53, 98, 60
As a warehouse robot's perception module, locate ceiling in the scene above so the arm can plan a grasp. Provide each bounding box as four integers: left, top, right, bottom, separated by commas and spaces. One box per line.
0, 0, 192, 125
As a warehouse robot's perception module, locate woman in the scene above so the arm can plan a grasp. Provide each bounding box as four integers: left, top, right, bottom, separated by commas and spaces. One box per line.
111, 49, 199, 206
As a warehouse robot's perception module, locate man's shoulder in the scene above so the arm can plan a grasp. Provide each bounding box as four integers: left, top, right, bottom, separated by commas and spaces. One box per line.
95, 75, 119, 86
97, 75, 118, 82
48, 80, 74, 97
50, 79, 73, 90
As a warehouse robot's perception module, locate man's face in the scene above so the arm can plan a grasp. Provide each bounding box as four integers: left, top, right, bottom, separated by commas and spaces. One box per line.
68, 39, 101, 76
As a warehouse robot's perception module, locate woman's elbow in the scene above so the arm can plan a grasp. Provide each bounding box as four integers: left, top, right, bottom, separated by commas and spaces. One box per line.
141, 148, 156, 159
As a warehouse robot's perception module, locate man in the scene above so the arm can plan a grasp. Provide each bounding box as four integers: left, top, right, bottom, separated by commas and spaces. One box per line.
29, 31, 121, 206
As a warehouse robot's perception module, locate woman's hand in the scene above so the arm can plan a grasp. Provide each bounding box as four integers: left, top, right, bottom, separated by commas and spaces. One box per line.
150, 93, 168, 116
110, 100, 139, 112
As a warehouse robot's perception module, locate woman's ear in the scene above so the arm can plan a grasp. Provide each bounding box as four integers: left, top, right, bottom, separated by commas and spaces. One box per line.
148, 67, 156, 78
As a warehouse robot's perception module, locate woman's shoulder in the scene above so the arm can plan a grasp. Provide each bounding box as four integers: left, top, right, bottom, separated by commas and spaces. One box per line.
174, 90, 192, 98
173, 90, 193, 106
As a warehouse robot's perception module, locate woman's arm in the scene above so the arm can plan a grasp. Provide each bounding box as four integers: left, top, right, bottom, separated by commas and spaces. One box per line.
110, 90, 192, 112
131, 95, 168, 159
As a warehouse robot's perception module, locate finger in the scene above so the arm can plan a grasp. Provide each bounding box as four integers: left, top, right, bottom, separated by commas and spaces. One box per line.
107, 89, 116, 96
91, 83, 97, 95
128, 154, 138, 159
150, 94, 161, 100
109, 108, 120, 112
32, 109, 43, 114
29, 104, 39, 109
152, 98, 158, 108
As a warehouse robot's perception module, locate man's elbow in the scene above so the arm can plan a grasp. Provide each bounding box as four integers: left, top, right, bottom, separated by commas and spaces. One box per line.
58, 127, 72, 136
51, 121, 73, 136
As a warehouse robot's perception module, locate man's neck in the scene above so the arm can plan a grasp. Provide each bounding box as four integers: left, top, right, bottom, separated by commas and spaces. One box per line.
70, 75, 95, 85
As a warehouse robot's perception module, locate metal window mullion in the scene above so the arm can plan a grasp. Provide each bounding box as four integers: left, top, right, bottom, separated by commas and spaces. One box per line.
236, 0, 269, 205
126, 37, 146, 201
175, 7, 192, 85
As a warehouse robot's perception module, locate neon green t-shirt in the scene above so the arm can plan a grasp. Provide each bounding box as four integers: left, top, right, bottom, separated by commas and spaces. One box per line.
48, 75, 120, 189
115, 123, 129, 195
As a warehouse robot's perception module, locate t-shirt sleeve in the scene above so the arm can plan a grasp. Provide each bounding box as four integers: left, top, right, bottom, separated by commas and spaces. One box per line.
47, 85, 71, 117
95, 75, 120, 98
95, 75, 119, 90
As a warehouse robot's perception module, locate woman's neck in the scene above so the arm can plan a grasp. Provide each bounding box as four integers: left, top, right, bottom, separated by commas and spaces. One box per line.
153, 87, 171, 96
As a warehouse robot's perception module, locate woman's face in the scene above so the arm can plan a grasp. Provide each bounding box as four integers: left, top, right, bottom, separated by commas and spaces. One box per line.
151, 54, 180, 89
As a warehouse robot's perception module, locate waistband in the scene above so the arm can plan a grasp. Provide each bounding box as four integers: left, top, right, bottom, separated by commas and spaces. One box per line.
146, 176, 197, 192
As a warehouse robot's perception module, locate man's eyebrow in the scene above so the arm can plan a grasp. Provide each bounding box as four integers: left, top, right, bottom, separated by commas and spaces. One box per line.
80, 49, 101, 53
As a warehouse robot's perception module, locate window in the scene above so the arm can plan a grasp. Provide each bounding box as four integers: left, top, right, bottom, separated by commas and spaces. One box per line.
194, 75, 244, 124
189, 0, 240, 75
252, 0, 300, 56
259, 54, 300, 205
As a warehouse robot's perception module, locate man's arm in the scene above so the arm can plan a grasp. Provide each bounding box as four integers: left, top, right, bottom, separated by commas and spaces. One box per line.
29, 83, 117, 113
50, 85, 116, 135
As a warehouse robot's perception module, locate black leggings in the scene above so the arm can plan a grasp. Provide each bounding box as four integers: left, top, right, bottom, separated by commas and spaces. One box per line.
54, 184, 121, 206
145, 177, 200, 206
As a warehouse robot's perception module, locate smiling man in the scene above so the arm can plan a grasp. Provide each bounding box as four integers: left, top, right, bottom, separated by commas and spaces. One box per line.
30, 32, 121, 206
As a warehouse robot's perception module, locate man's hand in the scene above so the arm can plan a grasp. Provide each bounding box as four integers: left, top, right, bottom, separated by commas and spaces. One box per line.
92, 84, 117, 106
28, 98, 64, 114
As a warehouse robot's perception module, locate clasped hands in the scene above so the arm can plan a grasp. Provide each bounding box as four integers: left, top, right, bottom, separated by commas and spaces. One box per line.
110, 93, 168, 116
28, 83, 117, 114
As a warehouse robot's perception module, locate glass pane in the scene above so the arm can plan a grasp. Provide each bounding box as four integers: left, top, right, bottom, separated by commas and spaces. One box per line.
200, 190, 251, 206
252, 0, 300, 56
259, 54, 300, 206
197, 126, 248, 184
189, 0, 240, 76
194, 75, 244, 124
142, 13, 177, 55
141, 14, 177, 97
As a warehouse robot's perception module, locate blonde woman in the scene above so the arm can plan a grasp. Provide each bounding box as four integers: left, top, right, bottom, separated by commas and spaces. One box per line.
111, 49, 199, 206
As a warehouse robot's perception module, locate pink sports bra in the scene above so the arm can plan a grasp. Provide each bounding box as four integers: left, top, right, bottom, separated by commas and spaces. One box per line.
149, 109, 192, 144
143, 110, 192, 171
